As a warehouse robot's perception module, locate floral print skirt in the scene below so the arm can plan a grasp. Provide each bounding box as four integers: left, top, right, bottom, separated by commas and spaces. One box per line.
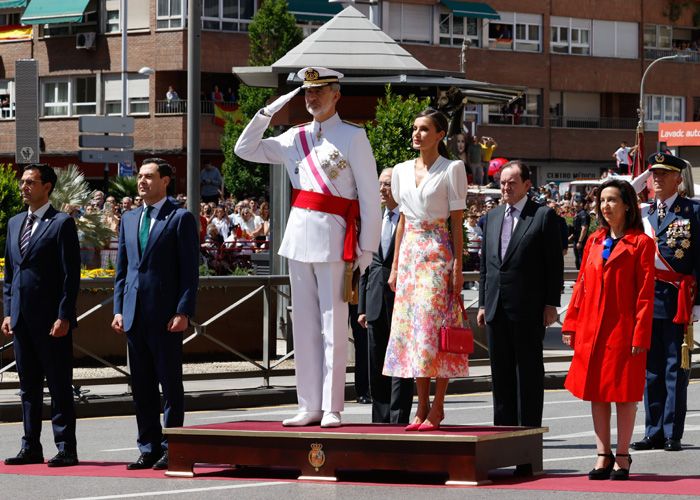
383, 219, 470, 379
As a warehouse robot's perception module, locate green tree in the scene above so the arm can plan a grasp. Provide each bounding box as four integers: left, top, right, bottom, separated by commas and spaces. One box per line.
221, 0, 303, 199
108, 175, 138, 200
365, 85, 431, 173
0, 163, 23, 254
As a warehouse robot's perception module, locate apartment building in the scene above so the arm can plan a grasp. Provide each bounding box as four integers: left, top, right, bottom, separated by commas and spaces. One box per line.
0, 0, 698, 187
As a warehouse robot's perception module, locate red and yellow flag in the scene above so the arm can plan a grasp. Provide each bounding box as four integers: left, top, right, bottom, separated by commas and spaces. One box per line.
213, 102, 243, 127
0, 25, 32, 41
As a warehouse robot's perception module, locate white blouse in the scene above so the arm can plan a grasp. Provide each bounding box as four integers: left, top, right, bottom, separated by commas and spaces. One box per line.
391, 156, 467, 222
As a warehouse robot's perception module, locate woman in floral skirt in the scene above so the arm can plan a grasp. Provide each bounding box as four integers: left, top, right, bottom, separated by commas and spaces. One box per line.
384, 108, 469, 431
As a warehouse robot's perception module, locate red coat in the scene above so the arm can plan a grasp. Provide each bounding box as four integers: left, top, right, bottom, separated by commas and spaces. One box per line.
562, 228, 655, 402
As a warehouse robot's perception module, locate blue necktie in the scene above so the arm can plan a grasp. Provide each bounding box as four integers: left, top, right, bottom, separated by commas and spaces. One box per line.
381, 210, 393, 256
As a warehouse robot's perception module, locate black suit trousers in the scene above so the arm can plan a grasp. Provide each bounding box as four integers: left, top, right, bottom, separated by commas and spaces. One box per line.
13, 315, 76, 453
126, 315, 184, 454
487, 307, 545, 427
367, 309, 414, 424
349, 304, 370, 398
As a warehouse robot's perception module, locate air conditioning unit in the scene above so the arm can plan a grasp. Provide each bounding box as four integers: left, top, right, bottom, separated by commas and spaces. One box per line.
76, 32, 96, 50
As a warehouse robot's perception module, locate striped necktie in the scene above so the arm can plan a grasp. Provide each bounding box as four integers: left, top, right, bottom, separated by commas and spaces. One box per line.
19, 213, 36, 257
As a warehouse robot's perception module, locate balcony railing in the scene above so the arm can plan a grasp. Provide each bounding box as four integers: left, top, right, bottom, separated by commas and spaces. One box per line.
550, 116, 638, 129
644, 47, 700, 62
487, 114, 542, 126
155, 100, 238, 115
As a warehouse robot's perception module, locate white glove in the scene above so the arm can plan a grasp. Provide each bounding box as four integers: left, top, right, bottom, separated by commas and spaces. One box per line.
354, 251, 374, 274
263, 87, 301, 116
630, 169, 651, 194
693, 305, 700, 323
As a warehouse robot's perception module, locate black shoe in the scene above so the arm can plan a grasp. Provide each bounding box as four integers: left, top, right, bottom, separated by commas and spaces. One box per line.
610, 453, 632, 480
4, 449, 44, 465
356, 395, 372, 404
588, 452, 614, 480
513, 464, 533, 477
664, 439, 682, 451
152, 450, 168, 470
630, 436, 664, 450
126, 452, 161, 470
47, 451, 79, 468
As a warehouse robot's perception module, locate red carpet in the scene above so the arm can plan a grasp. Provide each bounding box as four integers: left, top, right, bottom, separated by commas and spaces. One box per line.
1, 462, 700, 495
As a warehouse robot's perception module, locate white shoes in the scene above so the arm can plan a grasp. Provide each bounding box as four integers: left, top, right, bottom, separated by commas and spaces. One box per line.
320, 412, 342, 428
282, 411, 323, 427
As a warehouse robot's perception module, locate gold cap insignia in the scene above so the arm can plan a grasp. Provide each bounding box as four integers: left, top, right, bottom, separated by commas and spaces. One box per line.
305, 69, 320, 82
655, 153, 665, 163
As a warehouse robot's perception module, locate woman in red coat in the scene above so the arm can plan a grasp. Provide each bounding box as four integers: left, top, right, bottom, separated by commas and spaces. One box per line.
562, 178, 655, 481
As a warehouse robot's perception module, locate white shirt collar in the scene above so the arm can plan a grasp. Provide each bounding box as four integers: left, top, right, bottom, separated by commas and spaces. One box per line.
144, 196, 168, 214
508, 195, 528, 214
658, 193, 678, 208
28, 201, 51, 219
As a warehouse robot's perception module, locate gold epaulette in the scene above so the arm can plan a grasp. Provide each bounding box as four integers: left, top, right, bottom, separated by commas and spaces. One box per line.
342, 120, 363, 128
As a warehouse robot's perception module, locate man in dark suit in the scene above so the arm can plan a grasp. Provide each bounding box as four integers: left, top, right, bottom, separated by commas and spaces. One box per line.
477, 161, 563, 432
632, 153, 700, 452
358, 168, 414, 424
2, 164, 81, 467
112, 158, 199, 471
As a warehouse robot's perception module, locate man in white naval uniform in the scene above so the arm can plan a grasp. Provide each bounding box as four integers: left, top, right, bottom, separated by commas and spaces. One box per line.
235, 67, 381, 428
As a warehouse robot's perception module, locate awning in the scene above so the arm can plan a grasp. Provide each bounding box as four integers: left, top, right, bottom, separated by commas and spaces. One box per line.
441, 1, 500, 20
288, 0, 342, 22
0, 0, 28, 9
21, 0, 90, 25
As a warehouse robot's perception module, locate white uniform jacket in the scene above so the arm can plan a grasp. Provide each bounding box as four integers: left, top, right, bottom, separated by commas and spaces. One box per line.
235, 111, 381, 263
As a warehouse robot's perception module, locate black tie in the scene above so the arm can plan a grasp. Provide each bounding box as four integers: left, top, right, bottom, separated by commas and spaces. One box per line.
19, 213, 36, 257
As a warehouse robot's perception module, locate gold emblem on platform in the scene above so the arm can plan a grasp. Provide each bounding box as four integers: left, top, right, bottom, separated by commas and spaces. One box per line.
675, 249, 685, 259
308, 443, 326, 471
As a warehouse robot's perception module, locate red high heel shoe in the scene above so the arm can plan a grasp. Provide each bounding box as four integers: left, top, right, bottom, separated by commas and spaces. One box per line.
418, 411, 444, 432
405, 413, 427, 432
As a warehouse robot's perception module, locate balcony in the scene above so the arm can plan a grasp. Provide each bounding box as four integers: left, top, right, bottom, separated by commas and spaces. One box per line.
550, 116, 637, 129
644, 47, 700, 63
155, 100, 237, 115
487, 113, 542, 127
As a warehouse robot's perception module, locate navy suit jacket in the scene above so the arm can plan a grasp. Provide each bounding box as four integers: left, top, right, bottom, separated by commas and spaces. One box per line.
3, 206, 81, 331
479, 199, 563, 323
645, 196, 700, 319
113, 200, 199, 332
358, 223, 395, 323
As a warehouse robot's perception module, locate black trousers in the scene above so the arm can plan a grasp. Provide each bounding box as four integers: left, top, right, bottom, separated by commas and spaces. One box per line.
367, 308, 413, 424
13, 315, 76, 453
487, 309, 545, 427
349, 304, 370, 399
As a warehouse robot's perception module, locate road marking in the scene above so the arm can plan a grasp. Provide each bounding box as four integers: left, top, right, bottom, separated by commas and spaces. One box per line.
63, 481, 290, 500
100, 447, 138, 452
548, 424, 700, 440
543, 449, 664, 463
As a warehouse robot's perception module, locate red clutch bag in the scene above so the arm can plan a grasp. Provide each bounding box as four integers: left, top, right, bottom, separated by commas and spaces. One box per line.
439, 298, 474, 355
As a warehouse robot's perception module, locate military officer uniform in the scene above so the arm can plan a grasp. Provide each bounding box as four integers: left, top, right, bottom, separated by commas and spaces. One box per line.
633, 152, 700, 452
235, 67, 381, 427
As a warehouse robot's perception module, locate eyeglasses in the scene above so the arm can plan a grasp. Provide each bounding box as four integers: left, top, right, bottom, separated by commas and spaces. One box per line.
602, 237, 613, 260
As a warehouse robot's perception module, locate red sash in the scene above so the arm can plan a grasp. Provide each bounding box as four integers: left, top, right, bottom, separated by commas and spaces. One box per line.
291, 189, 360, 262
655, 268, 697, 325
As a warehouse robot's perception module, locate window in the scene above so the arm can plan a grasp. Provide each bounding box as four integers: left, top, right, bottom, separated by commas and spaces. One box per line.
0, 13, 21, 26
42, 81, 69, 117
644, 24, 672, 49
439, 12, 480, 47
157, 0, 184, 29
387, 2, 432, 44
550, 17, 591, 55
202, 0, 255, 32
74, 77, 97, 115
42, 7, 98, 37
103, 74, 150, 115
105, 8, 120, 33
488, 12, 541, 52
0, 80, 14, 120
591, 20, 638, 59
645, 95, 684, 123
488, 90, 541, 126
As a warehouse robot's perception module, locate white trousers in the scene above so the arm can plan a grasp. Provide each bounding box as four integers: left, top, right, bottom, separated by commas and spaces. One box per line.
288, 259, 348, 413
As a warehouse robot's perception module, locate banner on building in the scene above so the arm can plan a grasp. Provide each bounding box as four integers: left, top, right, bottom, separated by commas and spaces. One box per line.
213, 102, 243, 127
658, 122, 700, 146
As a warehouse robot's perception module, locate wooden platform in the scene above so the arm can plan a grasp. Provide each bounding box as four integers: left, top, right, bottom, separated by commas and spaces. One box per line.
164, 421, 548, 485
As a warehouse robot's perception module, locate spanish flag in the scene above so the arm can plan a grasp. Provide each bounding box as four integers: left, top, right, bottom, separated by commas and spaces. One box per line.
213, 102, 243, 127
0, 25, 32, 42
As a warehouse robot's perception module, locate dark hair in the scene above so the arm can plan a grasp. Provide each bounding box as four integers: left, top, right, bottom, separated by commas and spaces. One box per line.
415, 108, 450, 158
23, 163, 57, 195
500, 160, 531, 182
142, 157, 174, 179
595, 178, 643, 232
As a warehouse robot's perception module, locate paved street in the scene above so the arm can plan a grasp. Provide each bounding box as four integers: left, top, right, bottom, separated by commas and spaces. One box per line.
0, 382, 698, 499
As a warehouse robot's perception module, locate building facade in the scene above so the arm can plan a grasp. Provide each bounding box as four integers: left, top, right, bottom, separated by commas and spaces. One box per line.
0, 0, 699, 187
